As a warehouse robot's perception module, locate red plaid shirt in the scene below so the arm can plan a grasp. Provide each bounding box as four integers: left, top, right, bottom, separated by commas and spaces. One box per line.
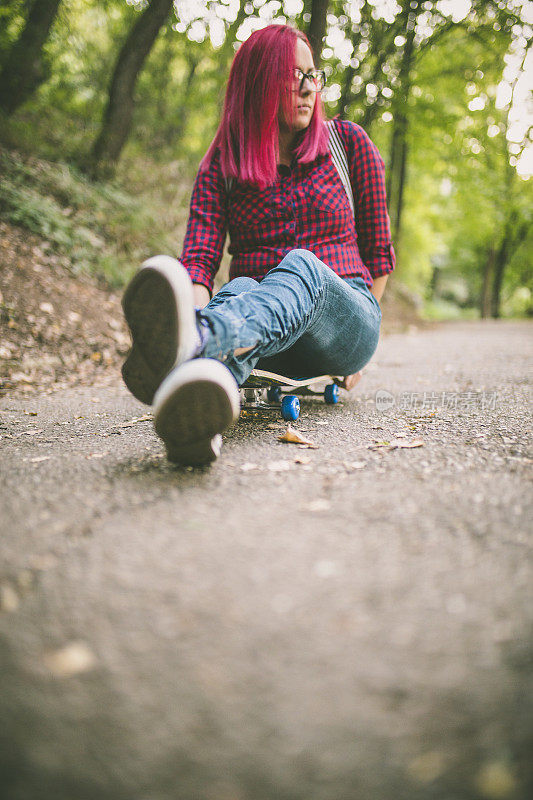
180, 119, 395, 294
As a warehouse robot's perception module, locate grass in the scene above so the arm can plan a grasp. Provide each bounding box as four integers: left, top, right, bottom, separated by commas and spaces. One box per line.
0, 147, 188, 288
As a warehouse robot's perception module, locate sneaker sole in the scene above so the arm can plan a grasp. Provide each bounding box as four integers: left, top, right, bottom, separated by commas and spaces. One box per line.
121, 256, 196, 405
153, 360, 240, 465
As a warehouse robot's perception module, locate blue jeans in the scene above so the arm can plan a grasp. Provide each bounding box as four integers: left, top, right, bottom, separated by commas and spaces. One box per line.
198, 249, 382, 387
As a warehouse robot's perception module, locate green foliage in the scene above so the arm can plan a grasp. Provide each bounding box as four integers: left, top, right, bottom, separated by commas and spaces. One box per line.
0, 147, 178, 286
0, 0, 530, 316
0, 0, 141, 162
0, 0, 27, 63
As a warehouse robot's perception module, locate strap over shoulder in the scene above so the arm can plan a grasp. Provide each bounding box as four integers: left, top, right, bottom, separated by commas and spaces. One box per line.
326, 119, 355, 217
224, 120, 355, 216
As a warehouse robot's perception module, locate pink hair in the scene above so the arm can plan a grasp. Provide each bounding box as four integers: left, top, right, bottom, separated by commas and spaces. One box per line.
200, 24, 329, 189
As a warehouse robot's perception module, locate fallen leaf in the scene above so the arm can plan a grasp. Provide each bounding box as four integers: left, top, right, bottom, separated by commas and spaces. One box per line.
294, 455, 312, 464
392, 439, 424, 449
306, 499, 331, 512
408, 751, 446, 784
343, 461, 366, 470
30, 554, 59, 571
120, 414, 152, 428
44, 641, 97, 677
369, 438, 424, 451
475, 760, 516, 799
240, 462, 259, 471
314, 559, 338, 577
267, 460, 292, 472
29, 455, 51, 463
17, 570, 34, 591
278, 424, 318, 448
86, 453, 106, 459
0, 584, 19, 613
11, 372, 33, 383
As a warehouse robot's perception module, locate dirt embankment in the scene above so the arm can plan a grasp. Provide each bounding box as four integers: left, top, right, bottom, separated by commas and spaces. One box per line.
0, 220, 422, 397
0, 222, 128, 396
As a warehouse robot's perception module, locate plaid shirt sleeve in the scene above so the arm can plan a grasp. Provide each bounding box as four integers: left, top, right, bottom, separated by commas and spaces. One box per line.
337, 120, 395, 279
179, 150, 227, 296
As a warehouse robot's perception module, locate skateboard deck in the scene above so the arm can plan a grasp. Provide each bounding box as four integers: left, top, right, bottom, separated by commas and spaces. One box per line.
240, 369, 340, 420
242, 369, 335, 393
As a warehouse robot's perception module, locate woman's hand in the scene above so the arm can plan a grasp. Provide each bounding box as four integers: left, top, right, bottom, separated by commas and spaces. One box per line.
193, 283, 211, 309
334, 371, 363, 391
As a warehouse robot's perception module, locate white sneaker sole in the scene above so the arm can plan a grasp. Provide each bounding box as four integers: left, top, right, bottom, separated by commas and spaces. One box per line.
153, 359, 240, 465
121, 256, 197, 405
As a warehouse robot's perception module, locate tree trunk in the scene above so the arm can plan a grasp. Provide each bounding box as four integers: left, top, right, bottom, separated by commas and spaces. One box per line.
480, 247, 495, 318
387, 109, 410, 243
386, 1, 418, 245
491, 233, 510, 319
306, 0, 329, 64
337, 1, 373, 120
89, 0, 174, 178
337, 2, 398, 126
169, 55, 201, 147
155, 25, 175, 122
338, 63, 355, 120
0, 0, 61, 115
490, 208, 524, 318
489, 46, 530, 318
394, 133, 408, 239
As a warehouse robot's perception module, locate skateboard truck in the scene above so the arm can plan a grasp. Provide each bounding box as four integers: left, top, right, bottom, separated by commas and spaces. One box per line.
240, 370, 340, 421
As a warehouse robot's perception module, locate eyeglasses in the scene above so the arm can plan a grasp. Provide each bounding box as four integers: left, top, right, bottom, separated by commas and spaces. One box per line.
292, 68, 326, 92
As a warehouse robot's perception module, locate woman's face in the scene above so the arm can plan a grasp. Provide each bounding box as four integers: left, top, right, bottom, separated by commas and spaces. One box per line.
281, 38, 317, 134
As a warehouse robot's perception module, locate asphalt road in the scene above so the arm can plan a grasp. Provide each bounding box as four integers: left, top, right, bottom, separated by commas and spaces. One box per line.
1, 320, 532, 800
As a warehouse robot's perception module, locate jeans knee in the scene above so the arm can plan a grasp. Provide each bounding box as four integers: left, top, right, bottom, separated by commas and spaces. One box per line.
216, 276, 259, 299
277, 249, 329, 301
228, 276, 259, 291
280, 248, 327, 279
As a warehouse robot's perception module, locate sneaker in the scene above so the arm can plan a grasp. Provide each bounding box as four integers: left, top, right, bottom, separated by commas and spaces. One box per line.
153, 359, 240, 465
122, 255, 201, 405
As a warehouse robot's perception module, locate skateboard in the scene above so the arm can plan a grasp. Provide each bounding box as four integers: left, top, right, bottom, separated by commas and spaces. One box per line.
240, 369, 340, 421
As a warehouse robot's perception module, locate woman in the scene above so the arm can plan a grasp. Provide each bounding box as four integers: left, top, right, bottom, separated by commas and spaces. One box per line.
121, 24, 395, 465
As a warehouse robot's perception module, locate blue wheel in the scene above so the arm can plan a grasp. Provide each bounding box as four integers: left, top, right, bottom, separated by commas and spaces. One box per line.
267, 386, 282, 403
281, 395, 300, 421
324, 383, 339, 404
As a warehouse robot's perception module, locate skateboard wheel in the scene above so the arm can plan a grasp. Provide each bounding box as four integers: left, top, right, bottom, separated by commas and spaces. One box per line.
281, 395, 300, 421
324, 383, 339, 404
267, 386, 282, 403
